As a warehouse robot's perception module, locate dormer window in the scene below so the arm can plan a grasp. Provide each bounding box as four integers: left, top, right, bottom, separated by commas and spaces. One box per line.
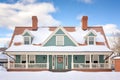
86, 31, 97, 45
56, 36, 64, 46
88, 36, 95, 45
22, 29, 34, 45
24, 36, 31, 45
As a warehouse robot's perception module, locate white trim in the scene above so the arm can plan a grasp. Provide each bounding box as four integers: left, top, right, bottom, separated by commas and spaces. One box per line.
26, 54, 28, 69
47, 55, 49, 69
24, 36, 31, 45
42, 27, 79, 46
22, 29, 34, 37
87, 36, 96, 45
20, 55, 26, 63
28, 55, 36, 63
56, 36, 64, 46
7, 51, 112, 55
7, 56, 10, 69
85, 29, 97, 37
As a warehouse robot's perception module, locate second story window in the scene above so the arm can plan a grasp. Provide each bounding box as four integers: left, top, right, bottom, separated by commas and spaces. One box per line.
88, 36, 95, 45
56, 36, 64, 46
24, 36, 31, 45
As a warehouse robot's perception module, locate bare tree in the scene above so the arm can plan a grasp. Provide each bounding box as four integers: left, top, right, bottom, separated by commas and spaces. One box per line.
112, 32, 120, 55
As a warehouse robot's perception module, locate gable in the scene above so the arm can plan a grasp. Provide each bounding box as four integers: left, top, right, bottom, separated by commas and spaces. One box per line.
88, 32, 96, 36
23, 32, 31, 36
43, 27, 78, 46
44, 35, 76, 46
55, 29, 65, 34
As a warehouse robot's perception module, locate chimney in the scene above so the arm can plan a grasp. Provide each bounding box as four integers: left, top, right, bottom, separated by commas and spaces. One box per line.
32, 16, 38, 30
81, 16, 88, 30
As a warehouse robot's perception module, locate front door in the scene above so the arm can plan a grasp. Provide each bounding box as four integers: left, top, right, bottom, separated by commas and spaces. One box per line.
57, 55, 64, 70
49, 55, 71, 71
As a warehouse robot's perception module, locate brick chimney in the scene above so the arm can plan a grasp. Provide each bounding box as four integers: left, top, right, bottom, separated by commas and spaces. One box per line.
81, 16, 88, 30
32, 16, 38, 30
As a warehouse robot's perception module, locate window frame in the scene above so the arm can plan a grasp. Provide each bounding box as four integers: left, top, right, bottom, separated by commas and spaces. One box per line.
85, 55, 90, 63
24, 36, 31, 45
87, 36, 96, 45
92, 55, 99, 63
56, 35, 64, 46
29, 55, 35, 63
20, 55, 26, 63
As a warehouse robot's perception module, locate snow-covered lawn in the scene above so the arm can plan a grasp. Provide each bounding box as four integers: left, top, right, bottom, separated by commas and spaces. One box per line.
0, 69, 120, 80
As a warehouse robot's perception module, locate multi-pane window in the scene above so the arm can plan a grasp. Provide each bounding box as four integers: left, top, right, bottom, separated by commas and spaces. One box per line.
88, 37, 95, 45
21, 55, 26, 63
85, 55, 90, 63
24, 36, 31, 45
56, 36, 64, 46
29, 55, 35, 63
92, 55, 99, 63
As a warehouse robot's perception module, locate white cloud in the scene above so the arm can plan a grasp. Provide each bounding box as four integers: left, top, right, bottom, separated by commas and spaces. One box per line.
94, 24, 120, 36
18, 0, 36, 4
78, 0, 93, 4
0, 1, 60, 30
102, 24, 120, 36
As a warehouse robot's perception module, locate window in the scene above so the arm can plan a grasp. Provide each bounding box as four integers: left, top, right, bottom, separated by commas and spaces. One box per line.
24, 36, 31, 45
85, 55, 90, 63
88, 36, 95, 45
56, 36, 64, 46
29, 55, 35, 63
21, 55, 26, 63
92, 55, 99, 63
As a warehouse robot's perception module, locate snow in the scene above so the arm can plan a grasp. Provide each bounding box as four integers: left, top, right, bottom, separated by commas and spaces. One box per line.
0, 52, 8, 59
13, 35, 24, 43
0, 52, 14, 61
114, 56, 120, 59
0, 66, 7, 72
68, 27, 105, 44
12, 27, 105, 45
0, 71, 120, 80
30, 28, 53, 44
6, 45, 111, 52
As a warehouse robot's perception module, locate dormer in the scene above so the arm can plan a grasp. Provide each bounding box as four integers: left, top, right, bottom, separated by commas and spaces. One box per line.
22, 29, 34, 45
85, 30, 97, 45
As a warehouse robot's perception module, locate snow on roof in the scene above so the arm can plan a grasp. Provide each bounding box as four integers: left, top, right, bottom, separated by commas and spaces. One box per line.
12, 27, 105, 45
68, 27, 105, 44
13, 35, 24, 43
0, 71, 120, 80
30, 27, 53, 44
114, 56, 120, 59
6, 45, 111, 52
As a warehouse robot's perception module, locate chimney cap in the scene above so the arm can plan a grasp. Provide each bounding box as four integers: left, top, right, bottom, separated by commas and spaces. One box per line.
81, 16, 88, 20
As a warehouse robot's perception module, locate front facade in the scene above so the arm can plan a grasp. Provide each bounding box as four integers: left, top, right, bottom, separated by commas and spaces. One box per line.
6, 16, 112, 71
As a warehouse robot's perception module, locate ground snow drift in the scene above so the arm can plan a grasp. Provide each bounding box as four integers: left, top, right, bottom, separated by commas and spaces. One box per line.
0, 71, 120, 80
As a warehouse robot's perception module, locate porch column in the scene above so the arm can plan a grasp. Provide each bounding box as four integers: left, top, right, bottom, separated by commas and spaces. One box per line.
71, 55, 73, 69
7, 55, 10, 69
26, 54, 28, 69
108, 57, 111, 69
90, 54, 92, 69
47, 55, 49, 69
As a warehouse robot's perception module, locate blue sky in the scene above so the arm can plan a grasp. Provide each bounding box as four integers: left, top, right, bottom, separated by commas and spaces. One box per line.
0, 0, 120, 47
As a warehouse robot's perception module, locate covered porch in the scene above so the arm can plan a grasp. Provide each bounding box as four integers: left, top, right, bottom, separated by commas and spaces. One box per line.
6, 51, 112, 71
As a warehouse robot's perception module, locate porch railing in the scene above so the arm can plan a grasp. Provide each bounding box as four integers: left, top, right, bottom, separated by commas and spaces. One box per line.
73, 63, 110, 69
9, 63, 47, 69
28, 63, 47, 69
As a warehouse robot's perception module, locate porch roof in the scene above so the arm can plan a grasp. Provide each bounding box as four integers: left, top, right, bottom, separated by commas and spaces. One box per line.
6, 45, 112, 52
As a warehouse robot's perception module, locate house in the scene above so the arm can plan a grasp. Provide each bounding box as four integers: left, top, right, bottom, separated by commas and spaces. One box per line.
6, 16, 112, 71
